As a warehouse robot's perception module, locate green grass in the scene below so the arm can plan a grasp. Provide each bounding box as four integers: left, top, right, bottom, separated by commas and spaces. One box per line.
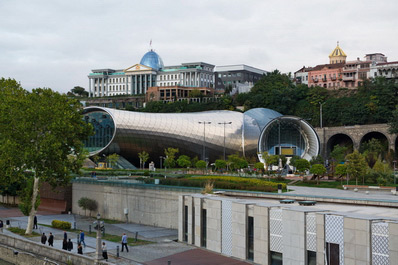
292, 180, 346, 189
84, 231, 152, 246
8, 227, 40, 237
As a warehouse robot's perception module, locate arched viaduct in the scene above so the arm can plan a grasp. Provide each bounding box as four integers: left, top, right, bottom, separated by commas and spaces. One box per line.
315, 123, 397, 158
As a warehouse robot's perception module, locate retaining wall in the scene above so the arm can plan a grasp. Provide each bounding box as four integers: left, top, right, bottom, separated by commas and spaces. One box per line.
72, 179, 200, 229
0, 232, 109, 265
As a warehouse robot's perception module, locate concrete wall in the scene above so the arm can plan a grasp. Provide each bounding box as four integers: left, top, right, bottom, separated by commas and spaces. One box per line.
73, 181, 198, 229
231, 201, 247, 260
253, 205, 269, 264
389, 222, 398, 264
283, 209, 305, 265
0, 233, 109, 265
344, 217, 371, 264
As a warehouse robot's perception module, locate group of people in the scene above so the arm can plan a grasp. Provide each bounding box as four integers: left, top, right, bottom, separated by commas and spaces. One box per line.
39, 229, 109, 260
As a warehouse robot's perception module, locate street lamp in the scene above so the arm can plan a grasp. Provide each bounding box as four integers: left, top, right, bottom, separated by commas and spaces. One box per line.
159, 156, 164, 170
198, 121, 211, 161
218, 121, 232, 161
394, 160, 397, 184
319, 102, 325, 128
95, 213, 102, 263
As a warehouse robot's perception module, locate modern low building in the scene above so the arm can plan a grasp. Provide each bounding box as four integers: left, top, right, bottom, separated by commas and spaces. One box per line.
83, 107, 320, 167
214, 64, 268, 93
179, 194, 398, 265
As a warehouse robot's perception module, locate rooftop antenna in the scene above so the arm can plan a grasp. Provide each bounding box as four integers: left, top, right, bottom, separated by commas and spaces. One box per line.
149, 39, 152, 51
337, 41, 339, 46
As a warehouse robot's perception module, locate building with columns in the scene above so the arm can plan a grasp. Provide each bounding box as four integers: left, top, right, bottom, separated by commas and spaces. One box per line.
88, 50, 215, 98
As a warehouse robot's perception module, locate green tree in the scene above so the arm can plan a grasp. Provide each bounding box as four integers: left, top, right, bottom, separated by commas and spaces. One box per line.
0, 80, 92, 234
227, 154, 248, 171
164, 148, 179, 168
69, 86, 89, 97
295, 159, 310, 176
214, 159, 227, 171
345, 150, 367, 185
106, 153, 120, 169
195, 160, 207, 173
254, 162, 265, 175
310, 155, 324, 165
138, 151, 150, 169
92, 154, 100, 166
335, 164, 347, 179
177, 155, 191, 168
310, 164, 327, 184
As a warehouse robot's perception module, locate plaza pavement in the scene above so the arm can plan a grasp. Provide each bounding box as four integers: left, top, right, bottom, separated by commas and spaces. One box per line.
2, 186, 397, 264
1, 209, 249, 265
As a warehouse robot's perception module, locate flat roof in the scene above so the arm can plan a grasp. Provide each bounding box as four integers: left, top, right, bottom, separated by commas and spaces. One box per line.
215, 64, 268, 75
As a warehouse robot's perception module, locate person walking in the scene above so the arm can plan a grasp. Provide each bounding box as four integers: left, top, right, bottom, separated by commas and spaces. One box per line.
121, 233, 129, 252
41, 233, 47, 244
67, 238, 73, 251
48, 232, 54, 247
33, 216, 38, 229
0, 220, 3, 233
62, 238, 68, 250
79, 230, 86, 247
102, 242, 108, 261
77, 243, 83, 255
63, 231, 67, 240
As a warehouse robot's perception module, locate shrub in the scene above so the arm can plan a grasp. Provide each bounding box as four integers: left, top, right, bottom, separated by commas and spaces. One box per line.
52, 220, 71, 230
78, 197, 98, 216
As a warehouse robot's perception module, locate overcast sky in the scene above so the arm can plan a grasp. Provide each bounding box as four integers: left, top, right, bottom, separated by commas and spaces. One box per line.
1, 0, 397, 93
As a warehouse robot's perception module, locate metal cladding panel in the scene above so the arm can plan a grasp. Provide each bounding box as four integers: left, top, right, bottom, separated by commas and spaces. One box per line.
306, 213, 317, 251
269, 208, 283, 252
85, 107, 245, 165
325, 215, 344, 265
221, 200, 233, 256
372, 222, 389, 265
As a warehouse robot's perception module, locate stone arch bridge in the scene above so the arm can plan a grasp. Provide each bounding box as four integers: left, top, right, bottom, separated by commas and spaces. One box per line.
315, 123, 397, 158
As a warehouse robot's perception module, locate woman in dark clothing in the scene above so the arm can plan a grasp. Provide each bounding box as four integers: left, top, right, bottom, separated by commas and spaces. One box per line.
67, 239, 73, 251
62, 238, 68, 250
77, 243, 83, 254
41, 233, 47, 244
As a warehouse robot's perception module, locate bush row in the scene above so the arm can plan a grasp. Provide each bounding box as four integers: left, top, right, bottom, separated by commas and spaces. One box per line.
51, 220, 71, 230
151, 176, 286, 192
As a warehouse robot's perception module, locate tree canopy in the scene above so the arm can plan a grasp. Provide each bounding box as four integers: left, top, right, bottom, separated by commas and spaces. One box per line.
0, 78, 93, 234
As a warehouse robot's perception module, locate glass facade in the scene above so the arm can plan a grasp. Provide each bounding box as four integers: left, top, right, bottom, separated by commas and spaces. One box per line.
83, 110, 115, 153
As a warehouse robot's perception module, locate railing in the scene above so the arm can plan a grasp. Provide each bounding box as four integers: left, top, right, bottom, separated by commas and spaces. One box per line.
343, 76, 355, 81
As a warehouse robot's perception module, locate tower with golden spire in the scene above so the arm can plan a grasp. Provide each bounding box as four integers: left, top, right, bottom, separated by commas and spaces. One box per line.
329, 41, 347, 64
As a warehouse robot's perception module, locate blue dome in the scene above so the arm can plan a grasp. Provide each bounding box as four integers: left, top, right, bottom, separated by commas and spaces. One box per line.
140, 50, 164, 70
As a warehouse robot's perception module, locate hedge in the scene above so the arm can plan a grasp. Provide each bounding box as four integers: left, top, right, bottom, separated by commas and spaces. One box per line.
51, 220, 71, 230
148, 176, 287, 192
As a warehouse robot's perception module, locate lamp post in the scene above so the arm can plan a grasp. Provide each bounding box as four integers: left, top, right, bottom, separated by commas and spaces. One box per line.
319, 102, 325, 128
95, 213, 102, 263
345, 160, 349, 186
159, 156, 164, 170
218, 121, 232, 161
394, 160, 397, 184
198, 121, 211, 161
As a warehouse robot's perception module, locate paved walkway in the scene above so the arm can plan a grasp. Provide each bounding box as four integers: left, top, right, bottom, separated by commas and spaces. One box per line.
0, 210, 246, 265
287, 185, 398, 201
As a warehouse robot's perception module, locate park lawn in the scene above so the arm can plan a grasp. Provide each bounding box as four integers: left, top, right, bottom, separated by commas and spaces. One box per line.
84, 231, 152, 246
292, 180, 345, 189
7, 227, 40, 237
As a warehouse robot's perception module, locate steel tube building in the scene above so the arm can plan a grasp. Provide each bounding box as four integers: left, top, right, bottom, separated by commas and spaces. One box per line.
83, 107, 320, 167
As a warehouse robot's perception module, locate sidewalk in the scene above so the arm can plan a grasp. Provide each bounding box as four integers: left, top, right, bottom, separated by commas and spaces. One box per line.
2, 210, 249, 265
